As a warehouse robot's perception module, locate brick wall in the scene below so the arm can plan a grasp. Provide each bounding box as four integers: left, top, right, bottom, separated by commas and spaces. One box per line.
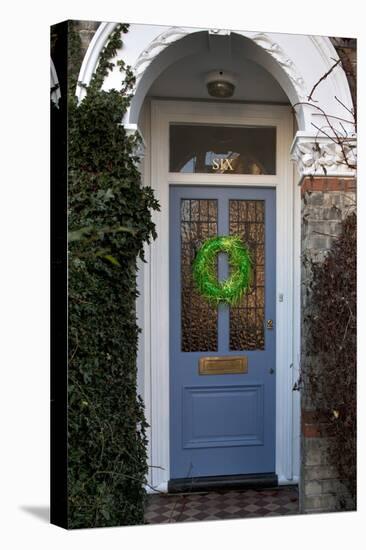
51, 21, 100, 98
51, 20, 99, 61
300, 176, 356, 514
72, 20, 100, 60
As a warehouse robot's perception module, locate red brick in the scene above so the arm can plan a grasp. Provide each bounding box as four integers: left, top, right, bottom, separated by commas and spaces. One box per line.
302, 424, 322, 437
301, 177, 356, 196
301, 410, 332, 437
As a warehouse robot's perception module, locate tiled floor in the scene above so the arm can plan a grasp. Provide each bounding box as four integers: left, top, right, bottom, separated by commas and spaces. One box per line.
145, 485, 299, 524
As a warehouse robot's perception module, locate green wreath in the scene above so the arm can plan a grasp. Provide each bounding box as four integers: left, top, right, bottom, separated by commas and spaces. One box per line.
192, 235, 252, 305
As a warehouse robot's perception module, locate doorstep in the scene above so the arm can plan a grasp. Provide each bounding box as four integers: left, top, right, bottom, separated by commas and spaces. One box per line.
145, 485, 299, 524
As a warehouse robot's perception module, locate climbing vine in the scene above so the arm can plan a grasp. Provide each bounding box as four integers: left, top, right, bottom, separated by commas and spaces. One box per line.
64, 23, 160, 528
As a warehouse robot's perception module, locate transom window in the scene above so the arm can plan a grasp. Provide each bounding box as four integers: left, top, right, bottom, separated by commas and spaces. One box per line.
170, 124, 276, 175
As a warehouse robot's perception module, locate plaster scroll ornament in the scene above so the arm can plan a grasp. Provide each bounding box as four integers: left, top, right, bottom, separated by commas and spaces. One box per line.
133, 27, 190, 85
251, 33, 307, 101
292, 139, 357, 177
133, 28, 308, 102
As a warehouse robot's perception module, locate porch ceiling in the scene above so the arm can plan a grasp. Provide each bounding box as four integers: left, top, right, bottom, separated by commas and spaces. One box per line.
147, 34, 289, 103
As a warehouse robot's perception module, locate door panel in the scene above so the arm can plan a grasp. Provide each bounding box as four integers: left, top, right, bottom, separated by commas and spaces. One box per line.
182, 384, 264, 448
170, 186, 276, 479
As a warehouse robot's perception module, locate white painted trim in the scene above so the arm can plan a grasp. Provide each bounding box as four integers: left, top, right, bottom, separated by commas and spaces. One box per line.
292, 170, 302, 477
145, 482, 168, 494
136, 101, 154, 486
125, 28, 308, 131
76, 22, 118, 102
273, 104, 296, 483
77, 24, 354, 139
309, 35, 353, 112
278, 475, 299, 486
146, 99, 298, 490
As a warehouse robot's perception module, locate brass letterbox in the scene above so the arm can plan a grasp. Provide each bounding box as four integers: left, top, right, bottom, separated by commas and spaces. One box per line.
199, 356, 248, 375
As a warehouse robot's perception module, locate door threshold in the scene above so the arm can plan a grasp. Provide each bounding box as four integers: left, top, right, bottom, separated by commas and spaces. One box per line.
168, 473, 278, 493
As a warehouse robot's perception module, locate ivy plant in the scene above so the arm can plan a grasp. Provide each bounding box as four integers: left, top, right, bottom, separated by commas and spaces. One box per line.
65, 23, 159, 528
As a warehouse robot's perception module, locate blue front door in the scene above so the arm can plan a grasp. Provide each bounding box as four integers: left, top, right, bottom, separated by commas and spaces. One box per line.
169, 186, 276, 479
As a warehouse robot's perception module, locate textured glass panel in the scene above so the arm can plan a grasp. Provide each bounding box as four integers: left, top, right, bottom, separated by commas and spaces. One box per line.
170, 125, 276, 174
246, 201, 256, 222
190, 200, 200, 221
181, 200, 191, 221
229, 200, 265, 350
181, 199, 218, 352
199, 200, 209, 221
256, 267, 265, 287
256, 245, 265, 266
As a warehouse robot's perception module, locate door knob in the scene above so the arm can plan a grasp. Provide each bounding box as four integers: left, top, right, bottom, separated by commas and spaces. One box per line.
266, 319, 274, 330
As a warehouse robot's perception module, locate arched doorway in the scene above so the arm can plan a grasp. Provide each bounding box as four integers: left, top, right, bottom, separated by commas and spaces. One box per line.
77, 24, 355, 492
135, 29, 298, 491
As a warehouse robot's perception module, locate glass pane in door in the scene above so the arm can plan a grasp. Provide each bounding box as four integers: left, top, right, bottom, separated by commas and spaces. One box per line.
181, 199, 218, 352
229, 200, 265, 350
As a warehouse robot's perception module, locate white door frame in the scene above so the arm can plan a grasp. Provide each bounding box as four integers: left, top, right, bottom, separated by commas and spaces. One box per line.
144, 99, 300, 491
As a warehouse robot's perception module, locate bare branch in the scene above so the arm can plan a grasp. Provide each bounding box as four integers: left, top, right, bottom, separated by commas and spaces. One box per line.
339, 122, 347, 136
312, 113, 354, 125
312, 231, 339, 238
335, 95, 355, 119
308, 59, 341, 101
309, 122, 357, 170
294, 102, 342, 141
292, 62, 357, 175
311, 122, 339, 144
307, 59, 341, 102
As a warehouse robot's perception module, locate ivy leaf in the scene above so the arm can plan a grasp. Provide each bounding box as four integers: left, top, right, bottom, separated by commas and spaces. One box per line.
60, 21, 160, 529
103, 254, 120, 266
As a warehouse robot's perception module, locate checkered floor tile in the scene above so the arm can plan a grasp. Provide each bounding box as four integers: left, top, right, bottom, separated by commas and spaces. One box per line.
145, 486, 299, 524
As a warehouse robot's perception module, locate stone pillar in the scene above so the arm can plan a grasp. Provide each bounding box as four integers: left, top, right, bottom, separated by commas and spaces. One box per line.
299, 176, 356, 513
291, 129, 357, 513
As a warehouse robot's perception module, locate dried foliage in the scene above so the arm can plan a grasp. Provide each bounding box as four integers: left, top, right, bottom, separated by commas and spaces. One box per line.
303, 212, 356, 506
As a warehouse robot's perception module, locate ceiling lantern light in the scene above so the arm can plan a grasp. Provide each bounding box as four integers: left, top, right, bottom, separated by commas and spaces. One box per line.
205, 70, 236, 99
